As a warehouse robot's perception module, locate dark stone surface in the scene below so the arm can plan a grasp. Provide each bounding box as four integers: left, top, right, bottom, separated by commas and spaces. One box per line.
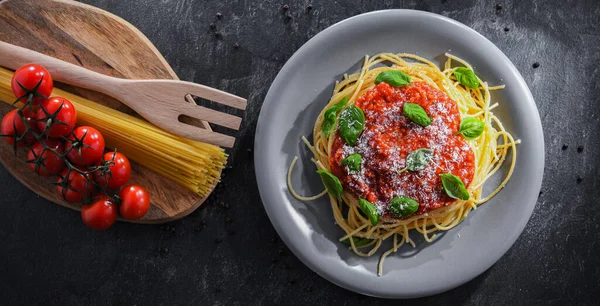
2, 0, 599, 304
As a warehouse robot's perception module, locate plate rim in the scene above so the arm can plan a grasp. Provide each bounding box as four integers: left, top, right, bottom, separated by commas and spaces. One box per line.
255, 9, 544, 298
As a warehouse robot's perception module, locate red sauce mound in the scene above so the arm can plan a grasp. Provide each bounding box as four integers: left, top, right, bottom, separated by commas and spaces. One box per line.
330, 82, 475, 217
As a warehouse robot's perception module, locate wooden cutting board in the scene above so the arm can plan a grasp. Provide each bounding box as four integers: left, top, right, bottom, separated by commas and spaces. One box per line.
0, 0, 218, 223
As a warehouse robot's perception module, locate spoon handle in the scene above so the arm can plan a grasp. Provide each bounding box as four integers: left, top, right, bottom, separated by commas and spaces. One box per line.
0, 41, 120, 94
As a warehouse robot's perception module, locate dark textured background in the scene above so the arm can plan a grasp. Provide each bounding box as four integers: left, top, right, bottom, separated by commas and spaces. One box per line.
2, 0, 599, 304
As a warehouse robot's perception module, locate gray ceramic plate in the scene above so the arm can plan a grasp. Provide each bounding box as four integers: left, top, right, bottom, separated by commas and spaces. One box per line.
255, 10, 544, 298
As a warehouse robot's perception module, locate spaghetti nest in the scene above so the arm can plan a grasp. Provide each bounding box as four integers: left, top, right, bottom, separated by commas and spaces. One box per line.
288, 53, 518, 275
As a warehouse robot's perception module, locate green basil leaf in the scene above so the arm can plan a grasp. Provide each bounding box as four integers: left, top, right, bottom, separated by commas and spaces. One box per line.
321, 113, 336, 139
359, 198, 380, 226
374, 70, 411, 87
453, 67, 480, 89
341, 153, 362, 172
338, 105, 365, 146
403, 103, 432, 127
457, 117, 485, 140
321, 96, 348, 138
404, 148, 433, 172
316, 170, 343, 200
388, 196, 419, 218
341, 236, 372, 247
440, 173, 470, 200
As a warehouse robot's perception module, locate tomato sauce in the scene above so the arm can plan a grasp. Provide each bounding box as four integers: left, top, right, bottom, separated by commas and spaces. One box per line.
330, 82, 475, 217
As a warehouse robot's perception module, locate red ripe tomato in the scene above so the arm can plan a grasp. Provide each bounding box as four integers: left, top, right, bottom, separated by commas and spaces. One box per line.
17, 108, 41, 144
27, 139, 66, 176
66, 126, 105, 166
56, 167, 95, 203
94, 151, 131, 189
1, 108, 40, 146
37, 97, 77, 138
1, 109, 24, 146
91, 194, 109, 203
119, 184, 150, 220
11, 64, 54, 105
81, 198, 117, 230
1, 110, 19, 146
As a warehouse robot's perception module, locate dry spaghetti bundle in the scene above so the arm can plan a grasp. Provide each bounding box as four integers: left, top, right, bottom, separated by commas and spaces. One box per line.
0, 67, 226, 196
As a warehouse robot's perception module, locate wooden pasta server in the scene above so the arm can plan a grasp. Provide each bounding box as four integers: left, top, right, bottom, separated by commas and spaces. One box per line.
0, 41, 247, 148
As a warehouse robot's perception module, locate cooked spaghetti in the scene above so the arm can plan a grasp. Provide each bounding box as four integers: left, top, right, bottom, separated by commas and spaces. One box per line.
288, 53, 518, 275
0, 67, 226, 196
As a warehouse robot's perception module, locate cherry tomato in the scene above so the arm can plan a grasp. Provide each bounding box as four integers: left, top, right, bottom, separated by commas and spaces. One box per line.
91, 194, 109, 203
1, 108, 40, 146
11, 64, 53, 105
27, 139, 66, 176
17, 108, 41, 144
66, 126, 105, 166
81, 198, 117, 230
94, 151, 131, 189
56, 167, 95, 203
1, 109, 24, 146
119, 184, 150, 220
1, 110, 19, 146
37, 97, 77, 138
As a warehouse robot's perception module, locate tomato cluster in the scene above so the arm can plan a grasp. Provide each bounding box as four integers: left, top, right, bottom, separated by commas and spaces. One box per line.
1, 64, 151, 230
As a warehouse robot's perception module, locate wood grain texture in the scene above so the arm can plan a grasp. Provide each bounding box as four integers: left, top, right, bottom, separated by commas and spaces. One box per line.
0, 0, 220, 223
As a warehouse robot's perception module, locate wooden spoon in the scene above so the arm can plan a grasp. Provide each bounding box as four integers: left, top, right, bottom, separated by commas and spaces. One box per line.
0, 41, 247, 148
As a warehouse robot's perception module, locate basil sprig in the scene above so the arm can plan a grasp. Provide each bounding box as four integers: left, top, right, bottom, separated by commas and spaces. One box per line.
316, 170, 343, 200
341, 153, 362, 172
403, 103, 432, 127
374, 70, 411, 87
388, 196, 419, 218
399, 148, 433, 173
358, 198, 380, 226
338, 105, 365, 146
456, 117, 484, 140
341, 236, 372, 247
453, 67, 480, 89
440, 173, 470, 200
321, 97, 347, 138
